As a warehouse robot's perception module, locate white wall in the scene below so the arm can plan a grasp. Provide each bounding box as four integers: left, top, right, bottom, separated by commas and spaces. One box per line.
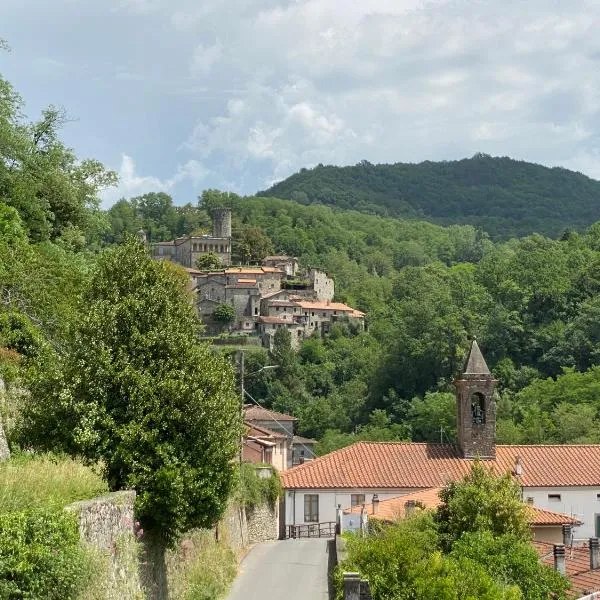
523, 486, 600, 539
284, 489, 418, 526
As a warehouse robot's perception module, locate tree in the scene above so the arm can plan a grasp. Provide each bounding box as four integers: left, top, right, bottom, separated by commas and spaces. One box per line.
212, 303, 236, 324
20, 239, 241, 544
436, 462, 530, 551
235, 226, 274, 264
407, 392, 456, 443
0, 72, 116, 242
195, 252, 223, 271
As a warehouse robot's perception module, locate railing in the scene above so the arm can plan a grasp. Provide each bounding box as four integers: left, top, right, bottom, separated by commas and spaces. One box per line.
286, 521, 336, 539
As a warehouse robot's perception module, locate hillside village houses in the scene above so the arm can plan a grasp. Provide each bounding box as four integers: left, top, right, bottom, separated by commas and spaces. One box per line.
149, 207, 365, 348
281, 341, 600, 542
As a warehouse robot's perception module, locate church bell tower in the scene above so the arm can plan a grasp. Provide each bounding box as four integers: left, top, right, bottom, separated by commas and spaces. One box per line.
454, 340, 497, 459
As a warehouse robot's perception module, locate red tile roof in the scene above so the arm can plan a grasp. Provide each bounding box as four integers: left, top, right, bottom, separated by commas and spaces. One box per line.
244, 405, 297, 422
280, 442, 600, 489
343, 487, 581, 527
259, 316, 294, 324
535, 541, 600, 596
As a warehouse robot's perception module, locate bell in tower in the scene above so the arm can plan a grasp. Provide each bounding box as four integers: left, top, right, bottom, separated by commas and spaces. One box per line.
454, 339, 497, 459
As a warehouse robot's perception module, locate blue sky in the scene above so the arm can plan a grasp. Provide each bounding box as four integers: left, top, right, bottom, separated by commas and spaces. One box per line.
2, 0, 600, 207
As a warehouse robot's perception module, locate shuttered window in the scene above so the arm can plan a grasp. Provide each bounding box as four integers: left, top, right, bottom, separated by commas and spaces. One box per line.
304, 494, 319, 523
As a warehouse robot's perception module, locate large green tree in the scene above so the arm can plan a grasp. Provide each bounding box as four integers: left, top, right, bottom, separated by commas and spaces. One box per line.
20, 239, 241, 543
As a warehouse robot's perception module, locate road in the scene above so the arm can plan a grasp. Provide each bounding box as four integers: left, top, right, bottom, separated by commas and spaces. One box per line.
226, 539, 331, 600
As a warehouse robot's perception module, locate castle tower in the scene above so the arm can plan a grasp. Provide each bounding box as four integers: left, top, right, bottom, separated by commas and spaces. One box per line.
210, 208, 232, 239
454, 340, 497, 459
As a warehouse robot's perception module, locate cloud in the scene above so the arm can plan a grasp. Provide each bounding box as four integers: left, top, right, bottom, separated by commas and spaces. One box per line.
100, 155, 209, 207
5, 0, 600, 202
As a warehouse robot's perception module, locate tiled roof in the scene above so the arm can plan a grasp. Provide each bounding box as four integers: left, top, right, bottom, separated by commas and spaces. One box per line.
343, 487, 581, 527
280, 442, 600, 489
535, 541, 600, 596
259, 316, 294, 324
293, 435, 318, 445
267, 301, 299, 307
526, 506, 582, 526
245, 422, 287, 440
244, 404, 297, 422
263, 256, 296, 262
225, 267, 283, 275
344, 488, 443, 520
295, 301, 357, 312
238, 278, 257, 284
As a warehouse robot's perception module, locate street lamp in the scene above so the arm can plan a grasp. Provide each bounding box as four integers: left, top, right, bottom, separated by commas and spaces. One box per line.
238, 352, 278, 464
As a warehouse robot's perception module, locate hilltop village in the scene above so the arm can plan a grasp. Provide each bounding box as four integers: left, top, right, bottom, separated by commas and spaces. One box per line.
150, 208, 365, 348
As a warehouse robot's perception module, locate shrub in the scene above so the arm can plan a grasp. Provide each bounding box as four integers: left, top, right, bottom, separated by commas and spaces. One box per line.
0, 508, 91, 600
236, 463, 282, 509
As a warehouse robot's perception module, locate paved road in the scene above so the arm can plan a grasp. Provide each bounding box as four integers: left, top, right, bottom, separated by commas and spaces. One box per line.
227, 539, 331, 600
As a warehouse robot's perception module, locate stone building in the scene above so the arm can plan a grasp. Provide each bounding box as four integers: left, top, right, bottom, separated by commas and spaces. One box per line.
152, 207, 232, 267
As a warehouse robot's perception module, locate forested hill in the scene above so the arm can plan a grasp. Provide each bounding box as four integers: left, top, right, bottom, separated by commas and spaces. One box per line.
259, 154, 600, 239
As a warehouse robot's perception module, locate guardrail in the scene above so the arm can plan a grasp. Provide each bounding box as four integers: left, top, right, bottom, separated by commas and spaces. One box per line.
286, 522, 336, 539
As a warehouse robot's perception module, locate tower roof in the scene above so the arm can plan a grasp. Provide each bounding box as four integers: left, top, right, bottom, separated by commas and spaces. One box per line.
462, 339, 491, 375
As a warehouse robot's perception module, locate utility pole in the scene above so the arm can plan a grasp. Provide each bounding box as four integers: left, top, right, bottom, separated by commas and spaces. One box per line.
239, 351, 244, 466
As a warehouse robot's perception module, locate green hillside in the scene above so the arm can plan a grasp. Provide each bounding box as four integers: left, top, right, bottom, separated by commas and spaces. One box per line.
259, 154, 600, 239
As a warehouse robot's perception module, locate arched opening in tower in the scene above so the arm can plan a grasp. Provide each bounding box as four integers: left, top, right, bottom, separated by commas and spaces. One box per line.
470, 392, 486, 425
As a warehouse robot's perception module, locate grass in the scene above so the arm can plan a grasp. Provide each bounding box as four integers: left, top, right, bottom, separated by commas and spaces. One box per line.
167, 529, 238, 600
0, 452, 108, 513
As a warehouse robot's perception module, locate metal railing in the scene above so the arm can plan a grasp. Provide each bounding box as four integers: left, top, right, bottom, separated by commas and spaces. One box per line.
286, 521, 336, 539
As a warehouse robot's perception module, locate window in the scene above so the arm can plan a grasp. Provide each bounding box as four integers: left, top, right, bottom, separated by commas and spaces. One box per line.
304, 494, 319, 522
311, 312, 315, 317
471, 392, 486, 425
548, 494, 562, 501
596, 514, 600, 537
297, 330, 302, 337
351, 494, 366, 508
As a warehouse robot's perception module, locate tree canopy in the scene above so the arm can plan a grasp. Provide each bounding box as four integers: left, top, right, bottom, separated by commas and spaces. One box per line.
19, 239, 241, 543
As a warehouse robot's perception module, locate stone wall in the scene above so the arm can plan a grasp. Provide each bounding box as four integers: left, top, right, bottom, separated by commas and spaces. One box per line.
66, 491, 143, 600
247, 501, 279, 543
0, 378, 11, 461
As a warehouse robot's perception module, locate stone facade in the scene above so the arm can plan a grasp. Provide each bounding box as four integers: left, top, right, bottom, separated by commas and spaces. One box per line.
454, 341, 497, 459
247, 502, 280, 544
310, 269, 335, 301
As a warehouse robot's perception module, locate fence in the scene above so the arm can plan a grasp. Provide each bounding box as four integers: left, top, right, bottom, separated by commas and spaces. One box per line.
286, 521, 336, 539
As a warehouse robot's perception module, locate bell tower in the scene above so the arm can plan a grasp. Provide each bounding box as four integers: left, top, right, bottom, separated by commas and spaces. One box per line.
454, 340, 497, 459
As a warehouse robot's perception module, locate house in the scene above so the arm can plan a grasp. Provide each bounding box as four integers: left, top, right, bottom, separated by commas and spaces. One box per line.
281, 341, 600, 537
152, 208, 232, 267
243, 422, 289, 472
535, 540, 600, 597
243, 405, 317, 469
262, 256, 299, 277
342, 487, 583, 545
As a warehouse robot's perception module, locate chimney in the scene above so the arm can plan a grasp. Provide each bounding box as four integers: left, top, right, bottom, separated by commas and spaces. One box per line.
562, 524, 572, 547
372, 494, 380, 515
405, 500, 416, 518
590, 538, 600, 570
513, 456, 523, 479
553, 544, 566, 575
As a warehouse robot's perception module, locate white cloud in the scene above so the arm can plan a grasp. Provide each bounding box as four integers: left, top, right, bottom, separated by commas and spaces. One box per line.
190, 42, 222, 77
100, 155, 209, 207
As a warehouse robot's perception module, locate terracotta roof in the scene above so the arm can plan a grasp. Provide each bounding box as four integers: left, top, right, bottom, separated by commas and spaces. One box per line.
263, 256, 296, 262
534, 541, 600, 596
226, 283, 260, 289
343, 488, 580, 528
261, 290, 289, 300
344, 488, 443, 520
154, 240, 175, 246
226, 267, 283, 275
259, 316, 294, 324
526, 506, 582, 526
295, 301, 358, 312
244, 405, 297, 422
237, 278, 257, 284
280, 442, 600, 489
245, 422, 287, 440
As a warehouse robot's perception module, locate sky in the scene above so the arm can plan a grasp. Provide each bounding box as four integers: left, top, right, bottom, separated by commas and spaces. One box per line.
2, 0, 600, 207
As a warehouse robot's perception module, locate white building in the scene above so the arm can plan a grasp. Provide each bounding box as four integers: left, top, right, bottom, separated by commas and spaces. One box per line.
281, 341, 600, 539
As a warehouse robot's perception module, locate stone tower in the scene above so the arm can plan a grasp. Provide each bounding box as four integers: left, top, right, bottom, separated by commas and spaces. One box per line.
210, 208, 232, 239
454, 340, 497, 459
